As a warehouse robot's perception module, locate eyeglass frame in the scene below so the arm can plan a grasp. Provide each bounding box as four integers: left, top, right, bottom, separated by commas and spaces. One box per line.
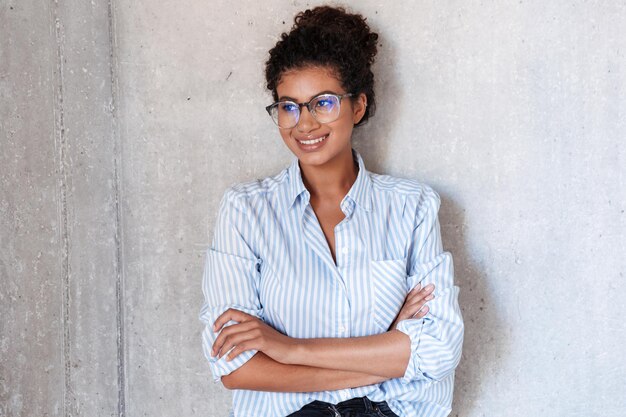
265, 92, 355, 129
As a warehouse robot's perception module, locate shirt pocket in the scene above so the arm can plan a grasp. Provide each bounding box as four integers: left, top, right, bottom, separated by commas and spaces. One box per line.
370, 258, 409, 332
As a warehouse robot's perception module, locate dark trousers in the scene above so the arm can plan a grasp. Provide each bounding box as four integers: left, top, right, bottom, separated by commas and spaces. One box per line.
286, 396, 400, 417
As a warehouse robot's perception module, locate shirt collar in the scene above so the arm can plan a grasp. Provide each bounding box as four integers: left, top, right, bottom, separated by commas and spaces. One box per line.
283, 148, 373, 213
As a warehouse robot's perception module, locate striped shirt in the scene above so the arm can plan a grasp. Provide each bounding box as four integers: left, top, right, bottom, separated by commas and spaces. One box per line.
199, 148, 464, 417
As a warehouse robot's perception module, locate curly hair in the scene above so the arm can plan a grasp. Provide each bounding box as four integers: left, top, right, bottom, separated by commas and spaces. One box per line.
264, 5, 378, 127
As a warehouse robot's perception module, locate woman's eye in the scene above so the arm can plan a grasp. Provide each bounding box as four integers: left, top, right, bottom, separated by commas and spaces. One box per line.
315, 99, 334, 110
280, 103, 297, 112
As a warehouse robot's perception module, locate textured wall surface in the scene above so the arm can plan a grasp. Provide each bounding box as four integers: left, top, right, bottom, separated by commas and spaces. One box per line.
1, 1, 625, 416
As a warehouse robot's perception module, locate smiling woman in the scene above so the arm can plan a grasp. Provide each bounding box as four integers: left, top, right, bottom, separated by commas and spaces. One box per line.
272, 66, 365, 171
199, 5, 464, 417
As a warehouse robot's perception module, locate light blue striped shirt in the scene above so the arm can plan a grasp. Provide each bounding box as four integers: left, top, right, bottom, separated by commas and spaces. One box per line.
199, 148, 464, 417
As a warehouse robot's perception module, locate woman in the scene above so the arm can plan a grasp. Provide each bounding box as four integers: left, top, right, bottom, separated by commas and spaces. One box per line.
200, 6, 464, 417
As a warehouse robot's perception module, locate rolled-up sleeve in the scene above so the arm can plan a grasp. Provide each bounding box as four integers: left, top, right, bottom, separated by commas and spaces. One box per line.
394, 187, 464, 385
199, 188, 263, 384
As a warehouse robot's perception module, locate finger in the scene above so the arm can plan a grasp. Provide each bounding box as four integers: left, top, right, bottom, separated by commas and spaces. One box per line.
212, 320, 257, 357
402, 294, 434, 318
417, 283, 435, 298
411, 304, 429, 318
213, 308, 252, 332
401, 285, 421, 304
409, 283, 421, 294
212, 320, 258, 356
405, 293, 434, 311
405, 286, 435, 304
218, 328, 259, 360
420, 283, 435, 294
213, 308, 249, 332
407, 283, 433, 298
412, 293, 434, 303
225, 340, 256, 362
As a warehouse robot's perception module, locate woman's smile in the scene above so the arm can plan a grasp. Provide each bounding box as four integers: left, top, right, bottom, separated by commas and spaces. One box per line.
295, 133, 329, 151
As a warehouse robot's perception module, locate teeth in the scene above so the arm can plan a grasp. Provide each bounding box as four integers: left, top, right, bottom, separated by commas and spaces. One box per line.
299, 135, 327, 145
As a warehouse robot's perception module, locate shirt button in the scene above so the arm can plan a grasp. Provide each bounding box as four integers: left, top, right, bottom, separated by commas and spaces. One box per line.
338, 326, 346, 333
341, 247, 349, 254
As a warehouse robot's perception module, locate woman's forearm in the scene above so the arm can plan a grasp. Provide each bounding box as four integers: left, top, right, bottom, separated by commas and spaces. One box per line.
290, 330, 411, 379
221, 351, 389, 392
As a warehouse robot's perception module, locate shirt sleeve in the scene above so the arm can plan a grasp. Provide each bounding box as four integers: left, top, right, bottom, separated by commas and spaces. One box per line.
199, 187, 264, 384
394, 186, 465, 385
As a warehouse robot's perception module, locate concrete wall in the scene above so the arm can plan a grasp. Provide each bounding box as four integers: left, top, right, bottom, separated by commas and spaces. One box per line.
1, 1, 624, 416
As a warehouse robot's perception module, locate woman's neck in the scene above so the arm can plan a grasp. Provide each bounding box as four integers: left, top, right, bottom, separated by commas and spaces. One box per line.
299, 148, 358, 201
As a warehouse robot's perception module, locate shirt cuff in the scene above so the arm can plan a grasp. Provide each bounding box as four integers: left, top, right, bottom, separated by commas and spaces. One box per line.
202, 319, 259, 383
394, 317, 426, 384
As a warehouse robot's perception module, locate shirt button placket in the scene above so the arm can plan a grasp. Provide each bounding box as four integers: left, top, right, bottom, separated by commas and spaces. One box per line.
335, 227, 350, 338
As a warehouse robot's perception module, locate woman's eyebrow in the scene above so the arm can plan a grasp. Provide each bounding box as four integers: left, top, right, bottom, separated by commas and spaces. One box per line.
278, 90, 340, 102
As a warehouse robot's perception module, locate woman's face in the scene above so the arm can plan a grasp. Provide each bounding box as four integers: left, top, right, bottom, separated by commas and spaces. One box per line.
274, 66, 367, 168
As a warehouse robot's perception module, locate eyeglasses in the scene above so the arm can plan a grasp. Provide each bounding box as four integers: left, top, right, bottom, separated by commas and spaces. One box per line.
265, 92, 354, 129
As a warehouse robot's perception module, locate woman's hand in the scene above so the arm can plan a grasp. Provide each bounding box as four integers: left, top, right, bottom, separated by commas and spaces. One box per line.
388, 283, 435, 331
211, 309, 297, 364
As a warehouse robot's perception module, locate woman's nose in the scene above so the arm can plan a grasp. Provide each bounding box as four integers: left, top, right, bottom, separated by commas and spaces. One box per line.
296, 106, 321, 133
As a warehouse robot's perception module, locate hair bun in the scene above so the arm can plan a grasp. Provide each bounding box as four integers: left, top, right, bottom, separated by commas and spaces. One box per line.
293, 6, 378, 65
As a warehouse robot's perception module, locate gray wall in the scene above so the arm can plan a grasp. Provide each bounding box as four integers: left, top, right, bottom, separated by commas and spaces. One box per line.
1, 1, 625, 416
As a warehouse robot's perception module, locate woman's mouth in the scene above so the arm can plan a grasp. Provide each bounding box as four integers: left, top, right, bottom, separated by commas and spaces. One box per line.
295, 134, 329, 151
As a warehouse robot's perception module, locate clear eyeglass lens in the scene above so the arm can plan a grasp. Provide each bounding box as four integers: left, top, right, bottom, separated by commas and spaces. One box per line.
311, 95, 340, 122
271, 94, 342, 128
274, 102, 299, 128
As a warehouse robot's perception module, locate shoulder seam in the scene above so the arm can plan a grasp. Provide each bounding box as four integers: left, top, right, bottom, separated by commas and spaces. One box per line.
370, 172, 437, 197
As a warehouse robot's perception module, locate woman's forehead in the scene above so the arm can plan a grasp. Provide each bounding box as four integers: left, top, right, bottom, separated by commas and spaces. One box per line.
276, 66, 343, 100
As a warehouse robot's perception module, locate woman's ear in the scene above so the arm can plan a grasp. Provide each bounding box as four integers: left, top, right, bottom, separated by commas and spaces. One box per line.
352, 93, 368, 125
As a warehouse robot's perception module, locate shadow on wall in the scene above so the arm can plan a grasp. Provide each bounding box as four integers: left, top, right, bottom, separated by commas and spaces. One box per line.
354, 16, 502, 415
351, 19, 402, 164
440, 195, 508, 417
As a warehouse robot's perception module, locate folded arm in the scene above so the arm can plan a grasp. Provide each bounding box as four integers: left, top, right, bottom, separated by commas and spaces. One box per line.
291, 330, 412, 379
221, 351, 388, 392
